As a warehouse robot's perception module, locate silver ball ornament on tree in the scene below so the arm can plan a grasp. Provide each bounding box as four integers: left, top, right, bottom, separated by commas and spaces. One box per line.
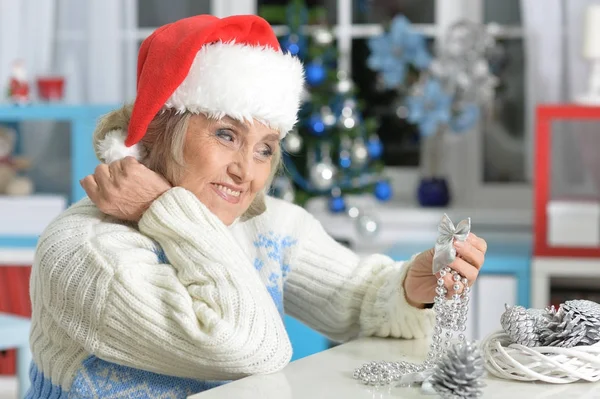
336, 71, 354, 94
309, 161, 337, 191
320, 106, 337, 128
355, 213, 379, 238
539, 299, 600, 348
350, 139, 369, 168
338, 99, 359, 130
282, 130, 303, 154
313, 26, 334, 46
431, 341, 486, 399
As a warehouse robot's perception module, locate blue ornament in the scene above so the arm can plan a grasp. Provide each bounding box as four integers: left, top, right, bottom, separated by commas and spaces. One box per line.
374, 181, 392, 201
329, 195, 346, 213
367, 138, 383, 159
309, 113, 325, 136
339, 151, 351, 169
306, 62, 326, 86
285, 40, 300, 56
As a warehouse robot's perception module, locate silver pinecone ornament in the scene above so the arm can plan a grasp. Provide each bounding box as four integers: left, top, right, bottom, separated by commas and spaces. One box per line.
539, 299, 600, 348
500, 304, 546, 347
431, 341, 486, 399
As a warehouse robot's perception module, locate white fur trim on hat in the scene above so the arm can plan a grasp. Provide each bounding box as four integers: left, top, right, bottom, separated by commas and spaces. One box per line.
165, 41, 305, 137
97, 130, 144, 164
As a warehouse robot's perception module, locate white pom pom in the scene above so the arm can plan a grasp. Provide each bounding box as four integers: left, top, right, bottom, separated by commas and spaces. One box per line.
96, 130, 144, 163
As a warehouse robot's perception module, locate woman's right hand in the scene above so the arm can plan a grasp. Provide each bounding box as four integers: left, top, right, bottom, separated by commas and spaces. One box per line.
80, 156, 172, 222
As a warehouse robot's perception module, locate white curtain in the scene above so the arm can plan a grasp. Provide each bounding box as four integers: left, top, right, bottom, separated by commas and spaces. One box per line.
521, 0, 564, 184
564, 0, 600, 196
521, 0, 600, 197
0, 0, 56, 96
0, 0, 135, 197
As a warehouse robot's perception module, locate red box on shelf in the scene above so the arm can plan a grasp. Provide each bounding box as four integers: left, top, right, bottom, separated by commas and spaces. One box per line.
0, 266, 32, 376
535, 104, 600, 258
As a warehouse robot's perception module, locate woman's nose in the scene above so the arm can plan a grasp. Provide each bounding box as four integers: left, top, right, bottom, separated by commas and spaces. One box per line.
228, 152, 254, 183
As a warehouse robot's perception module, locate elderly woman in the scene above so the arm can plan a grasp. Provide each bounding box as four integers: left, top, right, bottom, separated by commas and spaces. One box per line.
26, 14, 487, 398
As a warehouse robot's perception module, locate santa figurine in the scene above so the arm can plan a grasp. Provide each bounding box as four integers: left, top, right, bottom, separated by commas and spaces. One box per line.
7, 60, 30, 104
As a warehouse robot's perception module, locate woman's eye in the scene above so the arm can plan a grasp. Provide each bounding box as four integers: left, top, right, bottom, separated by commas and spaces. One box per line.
216, 129, 234, 141
257, 145, 273, 158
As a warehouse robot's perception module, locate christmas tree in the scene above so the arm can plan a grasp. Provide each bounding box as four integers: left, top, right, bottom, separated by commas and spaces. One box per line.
264, 0, 393, 214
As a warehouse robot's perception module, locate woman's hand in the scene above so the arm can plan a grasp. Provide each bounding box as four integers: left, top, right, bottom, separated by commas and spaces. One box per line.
403, 233, 488, 308
80, 157, 172, 222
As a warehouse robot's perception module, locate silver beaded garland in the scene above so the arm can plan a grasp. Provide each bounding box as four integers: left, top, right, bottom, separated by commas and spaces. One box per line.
353, 214, 472, 387
353, 265, 471, 386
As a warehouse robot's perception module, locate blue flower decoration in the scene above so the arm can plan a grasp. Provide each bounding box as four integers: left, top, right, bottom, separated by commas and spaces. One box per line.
450, 103, 480, 133
406, 78, 452, 137
367, 15, 432, 89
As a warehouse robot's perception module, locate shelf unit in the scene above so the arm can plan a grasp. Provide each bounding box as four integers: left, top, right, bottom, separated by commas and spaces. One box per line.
532, 104, 600, 308
0, 104, 115, 265
0, 104, 115, 203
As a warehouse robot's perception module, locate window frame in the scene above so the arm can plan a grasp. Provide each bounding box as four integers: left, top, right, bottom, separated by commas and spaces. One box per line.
270, 0, 531, 210
128, 0, 531, 210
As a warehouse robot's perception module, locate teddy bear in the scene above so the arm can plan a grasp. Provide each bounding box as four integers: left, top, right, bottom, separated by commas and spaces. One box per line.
0, 125, 34, 196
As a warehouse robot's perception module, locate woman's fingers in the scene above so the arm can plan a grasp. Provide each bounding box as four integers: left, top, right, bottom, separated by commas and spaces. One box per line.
80, 175, 99, 200
454, 239, 485, 270
467, 233, 488, 254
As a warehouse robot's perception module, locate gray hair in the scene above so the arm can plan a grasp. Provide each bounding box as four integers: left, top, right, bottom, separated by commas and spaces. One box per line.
92, 104, 282, 219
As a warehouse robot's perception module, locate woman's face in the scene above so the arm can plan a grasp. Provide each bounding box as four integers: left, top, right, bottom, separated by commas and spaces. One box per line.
176, 114, 279, 225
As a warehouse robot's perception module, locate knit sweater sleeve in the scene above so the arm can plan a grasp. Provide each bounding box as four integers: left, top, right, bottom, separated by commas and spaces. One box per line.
283, 212, 435, 343
36, 187, 291, 381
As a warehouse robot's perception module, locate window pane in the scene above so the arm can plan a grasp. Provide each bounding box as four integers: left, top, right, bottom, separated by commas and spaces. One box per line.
482, 38, 526, 183
138, 0, 211, 28
351, 37, 436, 167
258, 0, 337, 25
355, 0, 434, 24
484, 0, 521, 25
549, 120, 600, 200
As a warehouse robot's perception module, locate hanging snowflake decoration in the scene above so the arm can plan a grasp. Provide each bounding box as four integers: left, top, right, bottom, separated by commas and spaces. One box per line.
405, 78, 452, 137
430, 19, 499, 105
367, 15, 431, 89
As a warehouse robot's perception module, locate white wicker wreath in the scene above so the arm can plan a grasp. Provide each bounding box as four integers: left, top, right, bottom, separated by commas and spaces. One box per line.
481, 330, 600, 384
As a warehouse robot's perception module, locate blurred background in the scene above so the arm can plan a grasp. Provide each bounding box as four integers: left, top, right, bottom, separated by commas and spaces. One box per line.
1, 0, 600, 398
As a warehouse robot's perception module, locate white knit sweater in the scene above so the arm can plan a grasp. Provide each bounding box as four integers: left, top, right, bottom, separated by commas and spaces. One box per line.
27, 187, 434, 397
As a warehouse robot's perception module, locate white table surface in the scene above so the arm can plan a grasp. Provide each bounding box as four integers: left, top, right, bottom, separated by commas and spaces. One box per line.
188, 337, 598, 399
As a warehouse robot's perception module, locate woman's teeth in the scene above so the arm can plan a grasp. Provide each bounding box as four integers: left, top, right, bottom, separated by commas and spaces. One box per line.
215, 184, 241, 197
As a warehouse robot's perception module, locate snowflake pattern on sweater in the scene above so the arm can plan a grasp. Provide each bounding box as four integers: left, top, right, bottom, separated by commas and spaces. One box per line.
253, 231, 297, 317
69, 356, 225, 398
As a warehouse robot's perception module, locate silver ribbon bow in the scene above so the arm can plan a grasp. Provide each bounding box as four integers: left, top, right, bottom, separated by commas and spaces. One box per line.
432, 214, 471, 275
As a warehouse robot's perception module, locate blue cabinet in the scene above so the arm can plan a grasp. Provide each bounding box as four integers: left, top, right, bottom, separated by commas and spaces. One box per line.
0, 104, 115, 203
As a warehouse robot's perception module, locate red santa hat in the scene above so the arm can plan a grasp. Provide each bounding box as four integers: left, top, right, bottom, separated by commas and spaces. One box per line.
97, 14, 305, 163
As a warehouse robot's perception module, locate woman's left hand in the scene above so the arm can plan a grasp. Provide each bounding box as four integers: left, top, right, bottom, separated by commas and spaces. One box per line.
403, 233, 487, 308
80, 157, 172, 222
